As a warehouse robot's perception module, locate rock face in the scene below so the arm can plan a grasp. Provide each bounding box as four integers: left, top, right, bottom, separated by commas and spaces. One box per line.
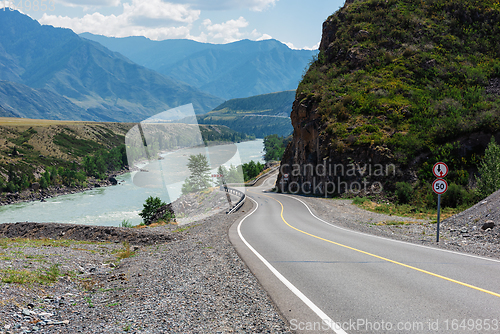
277, 94, 398, 196
277, 0, 500, 197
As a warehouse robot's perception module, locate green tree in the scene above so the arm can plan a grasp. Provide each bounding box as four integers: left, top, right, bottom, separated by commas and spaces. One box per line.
476, 137, 500, 198
241, 161, 265, 181
20, 174, 30, 190
6, 181, 18, 193
139, 196, 166, 225
40, 176, 48, 189
264, 134, 290, 162
181, 154, 211, 194
227, 165, 243, 183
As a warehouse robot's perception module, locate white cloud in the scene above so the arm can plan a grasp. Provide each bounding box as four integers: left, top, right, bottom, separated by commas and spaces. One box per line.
40, 0, 200, 40
257, 33, 272, 41
283, 41, 320, 50
303, 41, 320, 50
201, 16, 249, 43
38, 1, 277, 45
123, 0, 199, 24
166, 0, 278, 11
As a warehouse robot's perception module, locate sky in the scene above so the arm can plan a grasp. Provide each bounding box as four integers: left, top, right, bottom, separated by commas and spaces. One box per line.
2, 0, 345, 50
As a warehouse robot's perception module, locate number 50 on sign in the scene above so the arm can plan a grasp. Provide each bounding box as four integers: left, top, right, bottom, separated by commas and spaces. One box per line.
432, 178, 448, 195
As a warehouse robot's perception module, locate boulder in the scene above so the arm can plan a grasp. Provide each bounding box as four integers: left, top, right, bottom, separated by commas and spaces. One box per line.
108, 177, 118, 185
481, 220, 495, 230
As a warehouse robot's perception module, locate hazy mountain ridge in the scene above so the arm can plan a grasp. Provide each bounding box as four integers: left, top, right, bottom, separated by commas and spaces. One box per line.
196, 91, 295, 137
0, 81, 90, 120
80, 33, 318, 100
0, 11, 223, 122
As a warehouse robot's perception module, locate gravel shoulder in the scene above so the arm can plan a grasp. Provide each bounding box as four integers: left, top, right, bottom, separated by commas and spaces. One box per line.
0, 200, 291, 334
296, 190, 500, 260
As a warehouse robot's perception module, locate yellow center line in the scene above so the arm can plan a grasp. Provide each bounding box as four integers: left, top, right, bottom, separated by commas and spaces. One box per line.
249, 190, 500, 299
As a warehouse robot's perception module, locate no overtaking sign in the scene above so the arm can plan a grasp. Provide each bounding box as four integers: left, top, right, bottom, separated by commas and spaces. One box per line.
432, 162, 448, 178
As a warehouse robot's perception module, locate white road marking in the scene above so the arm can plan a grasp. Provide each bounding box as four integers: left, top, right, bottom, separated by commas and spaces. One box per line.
237, 196, 347, 334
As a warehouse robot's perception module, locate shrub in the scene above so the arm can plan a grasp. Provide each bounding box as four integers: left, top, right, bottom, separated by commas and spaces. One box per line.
352, 196, 369, 205
475, 137, 500, 199
441, 183, 465, 208
395, 182, 413, 204
139, 196, 166, 225
120, 219, 134, 228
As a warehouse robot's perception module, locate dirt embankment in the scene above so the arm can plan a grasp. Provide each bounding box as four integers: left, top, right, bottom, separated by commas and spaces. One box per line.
0, 221, 179, 246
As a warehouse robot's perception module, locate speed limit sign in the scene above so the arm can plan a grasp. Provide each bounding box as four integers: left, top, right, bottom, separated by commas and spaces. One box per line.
432, 178, 448, 195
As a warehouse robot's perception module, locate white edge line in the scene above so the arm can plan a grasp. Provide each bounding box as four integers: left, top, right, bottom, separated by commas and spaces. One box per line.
277, 193, 500, 264
237, 196, 347, 334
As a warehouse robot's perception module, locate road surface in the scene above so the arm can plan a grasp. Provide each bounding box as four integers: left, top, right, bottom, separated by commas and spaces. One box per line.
230, 174, 500, 333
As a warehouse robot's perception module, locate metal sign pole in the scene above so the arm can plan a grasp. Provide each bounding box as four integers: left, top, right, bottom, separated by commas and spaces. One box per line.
436, 194, 441, 243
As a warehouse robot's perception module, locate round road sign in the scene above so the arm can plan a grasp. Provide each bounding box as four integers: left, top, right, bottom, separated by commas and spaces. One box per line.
433, 162, 449, 178
432, 178, 448, 195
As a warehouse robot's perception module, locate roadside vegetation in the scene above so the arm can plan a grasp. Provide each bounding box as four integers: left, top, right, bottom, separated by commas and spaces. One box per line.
352, 138, 500, 219
263, 134, 291, 162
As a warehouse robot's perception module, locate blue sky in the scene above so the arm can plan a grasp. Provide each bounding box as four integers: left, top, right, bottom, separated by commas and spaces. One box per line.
6, 0, 345, 50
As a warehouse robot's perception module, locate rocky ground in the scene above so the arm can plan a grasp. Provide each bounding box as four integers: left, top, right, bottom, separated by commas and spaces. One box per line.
171, 188, 239, 225
0, 201, 291, 334
299, 189, 500, 260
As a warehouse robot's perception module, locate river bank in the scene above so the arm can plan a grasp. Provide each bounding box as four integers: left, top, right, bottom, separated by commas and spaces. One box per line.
0, 168, 129, 207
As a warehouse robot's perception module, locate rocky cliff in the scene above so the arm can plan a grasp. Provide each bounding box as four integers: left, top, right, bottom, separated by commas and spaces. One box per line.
277, 0, 500, 198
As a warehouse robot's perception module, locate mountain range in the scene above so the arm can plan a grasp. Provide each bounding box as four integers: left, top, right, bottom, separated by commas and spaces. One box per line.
0, 10, 222, 122
80, 33, 318, 100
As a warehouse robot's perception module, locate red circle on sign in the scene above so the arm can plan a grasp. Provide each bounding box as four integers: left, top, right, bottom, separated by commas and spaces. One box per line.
432, 162, 448, 178
432, 179, 448, 195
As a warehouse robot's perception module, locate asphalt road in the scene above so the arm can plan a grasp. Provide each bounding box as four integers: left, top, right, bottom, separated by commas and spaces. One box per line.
229, 174, 500, 333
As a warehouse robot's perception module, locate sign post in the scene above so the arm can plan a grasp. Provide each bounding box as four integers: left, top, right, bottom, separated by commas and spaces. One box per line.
432, 162, 449, 242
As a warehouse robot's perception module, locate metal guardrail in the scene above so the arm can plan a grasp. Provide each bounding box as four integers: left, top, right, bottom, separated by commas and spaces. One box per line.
221, 185, 246, 214
222, 165, 279, 214
245, 166, 279, 186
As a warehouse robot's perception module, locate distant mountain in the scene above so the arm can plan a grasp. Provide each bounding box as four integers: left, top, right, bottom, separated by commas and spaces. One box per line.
0, 81, 90, 120
0, 11, 223, 122
196, 91, 295, 138
81, 33, 318, 100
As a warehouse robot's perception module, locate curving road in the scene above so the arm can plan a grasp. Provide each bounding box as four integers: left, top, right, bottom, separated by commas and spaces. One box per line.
229, 174, 500, 333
